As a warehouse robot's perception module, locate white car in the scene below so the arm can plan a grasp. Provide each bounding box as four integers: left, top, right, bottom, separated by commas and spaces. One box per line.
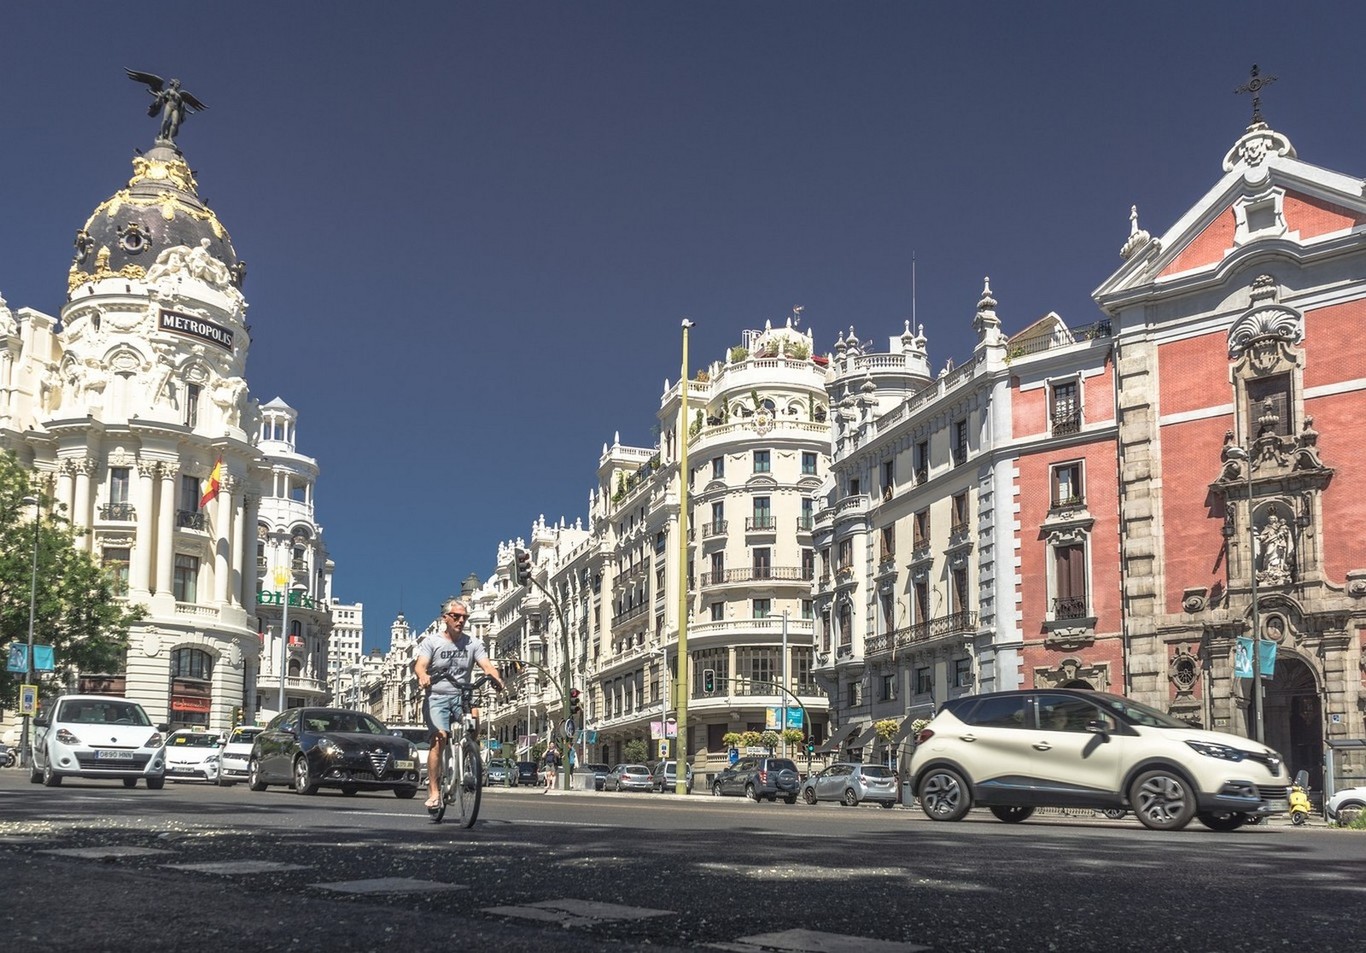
163, 729, 223, 782
388, 726, 431, 785
1326, 785, 1366, 825
910, 689, 1288, 831
218, 725, 263, 786
30, 695, 168, 789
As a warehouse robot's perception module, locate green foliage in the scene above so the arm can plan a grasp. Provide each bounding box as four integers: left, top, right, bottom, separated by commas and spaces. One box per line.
759, 729, 780, 749
0, 452, 145, 698
623, 738, 648, 763
874, 718, 901, 744
739, 730, 763, 748
728, 346, 749, 363
783, 340, 810, 360
781, 728, 804, 746
722, 731, 743, 748
690, 408, 703, 437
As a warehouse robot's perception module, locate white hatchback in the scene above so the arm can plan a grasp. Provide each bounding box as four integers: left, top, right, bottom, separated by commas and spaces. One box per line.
30, 695, 168, 789
163, 730, 223, 782
218, 725, 263, 786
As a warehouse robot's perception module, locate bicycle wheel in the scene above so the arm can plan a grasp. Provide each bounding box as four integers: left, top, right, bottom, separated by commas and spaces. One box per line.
430, 741, 451, 823
456, 738, 482, 829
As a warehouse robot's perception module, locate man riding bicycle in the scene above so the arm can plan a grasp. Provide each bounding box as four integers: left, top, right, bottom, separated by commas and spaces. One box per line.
414, 598, 504, 810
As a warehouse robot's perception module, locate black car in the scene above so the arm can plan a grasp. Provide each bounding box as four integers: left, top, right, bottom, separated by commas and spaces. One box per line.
712, 756, 800, 803
249, 707, 420, 798
515, 760, 540, 786
583, 762, 610, 791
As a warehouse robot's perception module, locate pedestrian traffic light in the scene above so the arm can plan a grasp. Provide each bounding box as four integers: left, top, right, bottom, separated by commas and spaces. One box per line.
569, 688, 581, 718
514, 547, 533, 586
703, 668, 715, 693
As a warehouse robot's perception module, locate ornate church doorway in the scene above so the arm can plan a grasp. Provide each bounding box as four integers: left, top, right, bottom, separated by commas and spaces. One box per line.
1262, 656, 1322, 790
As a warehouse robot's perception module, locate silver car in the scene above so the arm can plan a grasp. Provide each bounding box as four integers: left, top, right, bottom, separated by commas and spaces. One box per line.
799, 762, 898, 808
604, 763, 653, 792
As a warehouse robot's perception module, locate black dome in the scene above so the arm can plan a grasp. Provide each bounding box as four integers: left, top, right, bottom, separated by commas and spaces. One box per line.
68, 144, 237, 296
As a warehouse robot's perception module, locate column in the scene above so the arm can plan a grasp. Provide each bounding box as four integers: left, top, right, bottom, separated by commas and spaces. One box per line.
239, 490, 261, 609
156, 463, 178, 596
55, 460, 75, 520
72, 457, 93, 532
130, 459, 157, 595
215, 474, 236, 604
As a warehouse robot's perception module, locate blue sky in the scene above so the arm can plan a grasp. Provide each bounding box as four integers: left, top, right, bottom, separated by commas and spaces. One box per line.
3, 3, 1363, 652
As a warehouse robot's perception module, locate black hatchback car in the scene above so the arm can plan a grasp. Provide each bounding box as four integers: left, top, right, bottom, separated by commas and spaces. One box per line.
711, 756, 800, 803
249, 708, 420, 798
515, 760, 540, 786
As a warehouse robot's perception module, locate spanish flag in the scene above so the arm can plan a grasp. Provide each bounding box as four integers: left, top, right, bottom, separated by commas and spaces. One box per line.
199, 456, 223, 509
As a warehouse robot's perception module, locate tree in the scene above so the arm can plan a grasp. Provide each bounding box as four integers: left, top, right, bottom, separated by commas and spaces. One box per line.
0, 452, 145, 699
623, 738, 648, 764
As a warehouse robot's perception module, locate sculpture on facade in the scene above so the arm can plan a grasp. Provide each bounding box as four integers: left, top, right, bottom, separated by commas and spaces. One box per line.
125, 69, 207, 144
1256, 507, 1294, 585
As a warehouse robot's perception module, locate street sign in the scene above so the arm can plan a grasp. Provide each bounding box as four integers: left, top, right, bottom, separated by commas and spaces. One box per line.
19, 684, 38, 716
658, 740, 670, 758
562, 718, 576, 739
728, 746, 739, 765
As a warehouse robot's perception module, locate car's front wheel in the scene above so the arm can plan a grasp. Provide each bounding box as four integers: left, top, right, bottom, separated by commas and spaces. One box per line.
1335, 800, 1364, 826
1196, 811, 1248, 832
293, 756, 317, 795
341, 784, 359, 797
248, 758, 267, 791
990, 805, 1036, 824
122, 778, 137, 789
42, 757, 61, 787
803, 788, 817, 805
394, 786, 418, 799
917, 766, 970, 821
146, 777, 165, 790
1129, 768, 1196, 831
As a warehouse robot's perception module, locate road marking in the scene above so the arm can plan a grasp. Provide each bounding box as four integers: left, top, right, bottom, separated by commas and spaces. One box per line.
696, 861, 910, 881
42, 847, 176, 859
483, 898, 673, 926
710, 928, 931, 952
166, 860, 311, 874
314, 877, 468, 894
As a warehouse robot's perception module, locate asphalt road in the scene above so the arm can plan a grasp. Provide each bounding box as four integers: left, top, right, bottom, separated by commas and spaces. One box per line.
0, 769, 1361, 953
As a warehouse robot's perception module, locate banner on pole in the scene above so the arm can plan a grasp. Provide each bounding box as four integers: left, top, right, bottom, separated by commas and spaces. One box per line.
1235, 637, 1278, 679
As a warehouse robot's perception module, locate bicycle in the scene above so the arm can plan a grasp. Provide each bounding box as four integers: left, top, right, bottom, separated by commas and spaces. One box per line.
428, 672, 506, 827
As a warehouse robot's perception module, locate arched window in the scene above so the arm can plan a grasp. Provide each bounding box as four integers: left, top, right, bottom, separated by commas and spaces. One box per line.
171, 648, 214, 681
288, 658, 302, 677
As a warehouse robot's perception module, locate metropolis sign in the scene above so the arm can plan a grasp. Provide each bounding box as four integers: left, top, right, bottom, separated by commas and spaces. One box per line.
159, 308, 234, 352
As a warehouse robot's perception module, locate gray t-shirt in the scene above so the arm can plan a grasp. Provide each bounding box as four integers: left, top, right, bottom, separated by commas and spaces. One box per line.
416, 632, 488, 695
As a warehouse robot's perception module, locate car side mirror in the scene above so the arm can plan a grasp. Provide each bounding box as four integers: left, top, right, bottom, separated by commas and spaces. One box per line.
34, 713, 49, 728
157, 723, 171, 733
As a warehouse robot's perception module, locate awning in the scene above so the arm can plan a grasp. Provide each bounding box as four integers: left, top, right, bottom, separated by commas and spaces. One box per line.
892, 715, 920, 745
814, 724, 859, 754
846, 722, 880, 751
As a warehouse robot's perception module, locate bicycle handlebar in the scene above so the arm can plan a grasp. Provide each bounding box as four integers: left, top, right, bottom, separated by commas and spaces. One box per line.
432, 669, 516, 702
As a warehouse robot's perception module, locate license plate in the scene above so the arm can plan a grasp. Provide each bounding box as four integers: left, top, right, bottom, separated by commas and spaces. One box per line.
395, 760, 414, 770
96, 749, 134, 761
168, 766, 192, 773
1266, 799, 1288, 812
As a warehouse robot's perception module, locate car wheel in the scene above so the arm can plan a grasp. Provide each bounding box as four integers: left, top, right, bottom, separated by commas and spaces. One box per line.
394, 786, 418, 799
122, 778, 137, 789
29, 759, 42, 784
1196, 811, 1247, 832
712, 782, 723, 797
917, 766, 970, 822
42, 758, 61, 787
745, 783, 758, 802
990, 805, 1036, 824
341, 784, 359, 797
293, 756, 318, 795
248, 758, 267, 791
784, 795, 797, 805
879, 800, 896, 809
803, 788, 817, 805
1129, 768, 1196, 831
146, 777, 165, 790
842, 788, 860, 807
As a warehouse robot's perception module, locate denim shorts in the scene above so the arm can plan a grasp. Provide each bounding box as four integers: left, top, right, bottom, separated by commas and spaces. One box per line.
423, 693, 464, 736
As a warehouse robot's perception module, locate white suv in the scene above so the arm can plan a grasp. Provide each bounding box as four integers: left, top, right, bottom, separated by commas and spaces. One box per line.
30, 695, 168, 789
218, 725, 262, 786
909, 689, 1288, 831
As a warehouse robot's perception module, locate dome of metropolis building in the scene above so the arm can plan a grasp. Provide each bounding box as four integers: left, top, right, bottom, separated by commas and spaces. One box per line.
67, 142, 241, 298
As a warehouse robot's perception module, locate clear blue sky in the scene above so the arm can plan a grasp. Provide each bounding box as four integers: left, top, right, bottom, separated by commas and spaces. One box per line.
3, 3, 1362, 652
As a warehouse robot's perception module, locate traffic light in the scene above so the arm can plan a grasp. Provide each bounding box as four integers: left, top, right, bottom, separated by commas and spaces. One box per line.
805, 741, 815, 756
703, 668, 715, 694
568, 688, 581, 719
232, 706, 243, 727
514, 547, 532, 586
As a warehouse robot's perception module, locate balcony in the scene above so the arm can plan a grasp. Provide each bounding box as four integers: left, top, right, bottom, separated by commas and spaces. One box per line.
699, 566, 811, 587
1052, 409, 1082, 436
98, 502, 136, 521
951, 445, 968, 467
865, 632, 894, 657
612, 602, 651, 627
914, 466, 928, 484
1053, 597, 1088, 621
1051, 493, 1085, 509
892, 610, 978, 648
745, 516, 776, 533
175, 510, 206, 530
796, 516, 814, 533
702, 520, 728, 538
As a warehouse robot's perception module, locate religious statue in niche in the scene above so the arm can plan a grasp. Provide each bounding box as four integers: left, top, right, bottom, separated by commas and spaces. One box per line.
1256, 506, 1294, 586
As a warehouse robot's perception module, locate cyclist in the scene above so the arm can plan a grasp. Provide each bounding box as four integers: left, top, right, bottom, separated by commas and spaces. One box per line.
414, 598, 504, 809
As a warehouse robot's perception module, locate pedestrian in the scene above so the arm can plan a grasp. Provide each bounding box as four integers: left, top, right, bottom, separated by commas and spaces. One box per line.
542, 743, 560, 793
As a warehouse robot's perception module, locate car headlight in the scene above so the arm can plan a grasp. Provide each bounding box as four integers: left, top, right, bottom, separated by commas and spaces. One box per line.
206, 754, 220, 764
56, 728, 82, 746
144, 732, 165, 748
1186, 740, 1246, 761
317, 739, 344, 758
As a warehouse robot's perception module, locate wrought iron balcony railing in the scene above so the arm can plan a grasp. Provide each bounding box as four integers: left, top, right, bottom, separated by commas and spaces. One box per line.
892, 610, 978, 647
98, 503, 136, 521
745, 516, 776, 532
1053, 597, 1088, 620
175, 510, 206, 530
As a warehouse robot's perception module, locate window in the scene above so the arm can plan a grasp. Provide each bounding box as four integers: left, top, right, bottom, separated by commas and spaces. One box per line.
753, 598, 771, 619
711, 501, 724, 524
799, 497, 814, 531
849, 681, 862, 707
1050, 380, 1080, 435
952, 420, 969, 466
836, 538, 852, 571
820, 548, 830, 578
951, 567, 969, 614
951, 492, 969, 534
880, 674, 897, 701
109, 467, 131, 504
838, 602, 852, 647
710, 602, 724, 622
1054, 543, 1087, 619
1052, 462, 1083, 507
914, 440, 929, 483
171, 647, 213, 680
801, 599, 814, 620
880, 591, 894, 634
1038, 693, 1110, 733
963, 695, 1026, 729
753, 450, 770, 473
1246, 374, 1292, 438
751, 496, 773, 530
180, 475, 200, 512
882, 460, 895, 499
709, 551, 724, 581
802, 452, 817, 476
879, 525, 895, 561
913, 509, 929, 549
103, 547, 130, 597
801, 548, 814, 580
953, 657, 972, 689
914, 580, 929, 622
654, 530, 666, 554
173, 554, 199, 602
712, 456, 724, 479
915, 667, 932, 694
185, 383, 200, 428
849, 477, 860, 496
752, 547, 771, 579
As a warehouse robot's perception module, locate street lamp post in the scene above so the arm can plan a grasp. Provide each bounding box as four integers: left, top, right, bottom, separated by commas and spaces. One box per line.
274, 566, 291, 715
20, 495, 40, 770
1226, 445, 1264, 744
674, 318, 693, 795
780, 609, 789, 759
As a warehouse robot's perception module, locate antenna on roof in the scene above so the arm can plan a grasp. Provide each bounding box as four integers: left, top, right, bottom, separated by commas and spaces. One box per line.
912, 252, 918, 326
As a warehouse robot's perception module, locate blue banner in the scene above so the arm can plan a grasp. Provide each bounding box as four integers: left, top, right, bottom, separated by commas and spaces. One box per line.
34, 645, 55, 671
1235, 637, 1277, 679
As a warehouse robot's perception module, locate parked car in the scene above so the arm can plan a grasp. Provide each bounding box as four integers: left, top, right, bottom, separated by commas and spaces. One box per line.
248, 708, 420, 798
515, 760, 540, 786
583, 762, 610, 791
485, 758, 513, 786
1326, 785, 1366, 825
218, 726, 262, 786
163, 730, 222, 783
711, 757, 800, 803
604, 763, 653, 792
388, 726, 432, 785
29, 695, 168, 789
910, 689, 1289, 831
800, 762, 898, 808
650, 760, 694, 794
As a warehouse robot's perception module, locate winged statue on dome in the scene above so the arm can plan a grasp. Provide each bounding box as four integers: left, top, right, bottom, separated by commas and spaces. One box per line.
125, 69, 208, 144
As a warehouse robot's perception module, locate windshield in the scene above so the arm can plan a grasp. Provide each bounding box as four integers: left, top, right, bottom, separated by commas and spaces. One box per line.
170, 733, 220, 748
58, 699, 152, 727
228, 728, 261, 744
391, 728, 430, 746
1089, 692, 1193, 729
